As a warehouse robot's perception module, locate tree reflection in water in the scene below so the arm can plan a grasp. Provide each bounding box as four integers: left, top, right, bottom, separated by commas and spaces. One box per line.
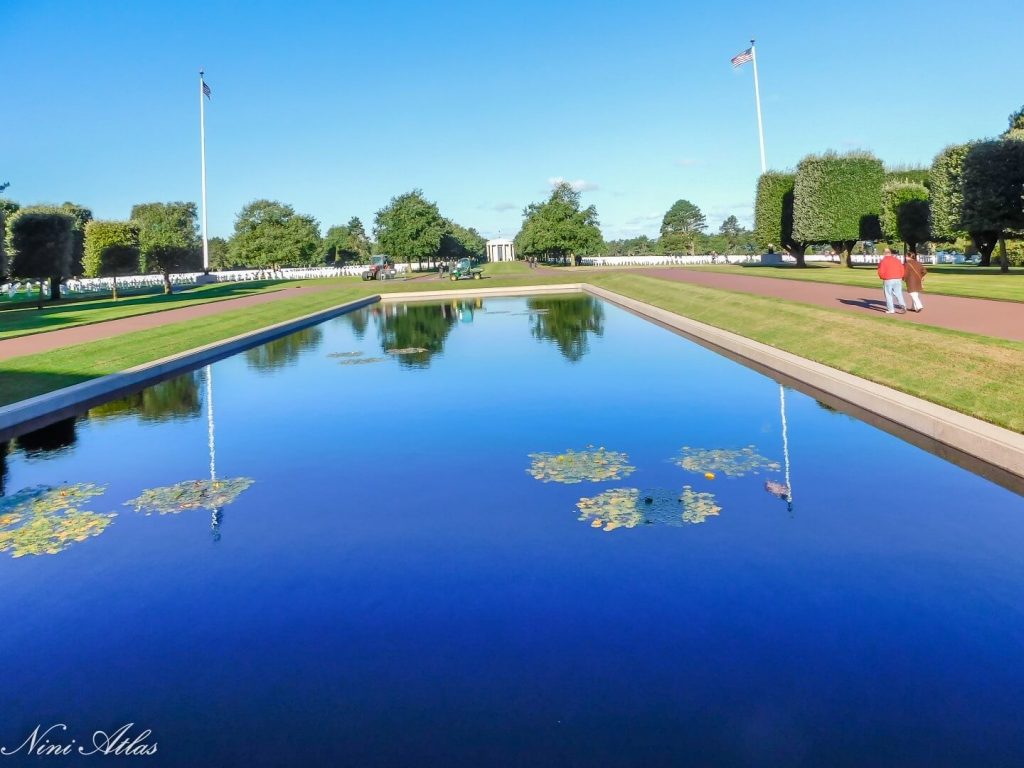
244, 326, 324, 373
89, 371, 202, 423
14, 418, 78, 456
344, 309, 370, 340
374, 302, 458, 369
528, 295, 604, 362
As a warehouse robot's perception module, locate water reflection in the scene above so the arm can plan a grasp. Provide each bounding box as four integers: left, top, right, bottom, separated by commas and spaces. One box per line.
374, 303, 457, 369
245, 326, 324, 373
345, 310, 369, 339
575, 486, 721, 532
0, 441, 8, 497
14, 418, 78, 456
528, 295, 604, 362
89, 372, 202, 423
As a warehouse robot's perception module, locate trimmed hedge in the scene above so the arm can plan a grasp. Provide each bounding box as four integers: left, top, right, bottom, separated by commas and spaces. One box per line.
881, 181, 930, 251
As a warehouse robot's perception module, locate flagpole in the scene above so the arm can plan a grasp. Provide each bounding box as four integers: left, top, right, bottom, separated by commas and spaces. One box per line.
750, 40, 767, 174
198, 69, 210, 272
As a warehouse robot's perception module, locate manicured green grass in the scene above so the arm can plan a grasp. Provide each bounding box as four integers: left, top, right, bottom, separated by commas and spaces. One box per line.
674, 262, 1024, 302
3, 270, 1022, 433
0, 280, 310, 340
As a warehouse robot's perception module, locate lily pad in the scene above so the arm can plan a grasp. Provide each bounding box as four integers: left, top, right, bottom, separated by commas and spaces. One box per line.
764, 479, 791, 500
0, 484, 114, 558
575, 485, 722, 532
528, 446, 635, 484
328, 351, 364, 358
126, 477, 254, 516
385, 347, 428, 355
337, 357, 385, 366
674, 445, 780, 478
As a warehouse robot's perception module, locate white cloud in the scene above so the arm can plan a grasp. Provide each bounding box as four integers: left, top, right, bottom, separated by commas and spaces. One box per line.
548, 176, 599, 192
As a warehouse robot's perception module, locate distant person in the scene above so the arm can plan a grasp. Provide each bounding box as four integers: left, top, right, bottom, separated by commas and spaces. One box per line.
904, 251, 927, 312
877, 248, 906, 314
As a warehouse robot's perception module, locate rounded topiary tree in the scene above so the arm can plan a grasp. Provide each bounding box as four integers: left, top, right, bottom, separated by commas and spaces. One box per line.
84, 221, 140, 299
793, 151, 884, 267
962, 138, 1024, 273
754, 172, 810, 267
6, 211, 74, 308
881, 181, 930, 254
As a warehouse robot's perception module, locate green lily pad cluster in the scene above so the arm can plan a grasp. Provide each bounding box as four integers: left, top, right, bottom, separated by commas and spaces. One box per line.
576, 485, 721, 532
675, 445, 780, 477
527, 446, 635, 484
328, 351, 363, 358
125, 477, 254, 515
385, 347, 428, 355
0, 483, 114, 557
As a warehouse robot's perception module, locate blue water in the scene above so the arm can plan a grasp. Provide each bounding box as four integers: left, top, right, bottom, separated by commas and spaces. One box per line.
1, 295, 1023, 767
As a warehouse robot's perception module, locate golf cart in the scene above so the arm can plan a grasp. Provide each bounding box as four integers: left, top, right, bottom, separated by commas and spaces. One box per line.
449, 257, 483, 281
361, 255, 397, 281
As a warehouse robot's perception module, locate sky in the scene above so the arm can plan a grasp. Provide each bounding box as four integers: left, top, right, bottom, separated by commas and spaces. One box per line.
4, 0, 1023, 242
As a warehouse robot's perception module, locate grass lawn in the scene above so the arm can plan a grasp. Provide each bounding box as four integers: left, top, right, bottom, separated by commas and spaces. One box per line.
0, 280, 311, 340
2, 268, 1022, 433
671, 262, 1024, 302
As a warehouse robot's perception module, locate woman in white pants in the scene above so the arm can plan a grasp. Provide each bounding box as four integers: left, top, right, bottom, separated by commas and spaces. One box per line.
904, 251, 927, 312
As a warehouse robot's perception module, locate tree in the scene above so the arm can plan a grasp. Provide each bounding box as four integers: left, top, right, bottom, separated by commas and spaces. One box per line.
6, 210, 74, 308
439, 220, 486, 263
323, 216, 372, 265
880, 181, 930, 254
754, 172, 811, 266
374, 190, 446, 269
0, 198, 18, 280
515, 182, 603, 265
961, 138, 1024, 273
605, 235, 654, 257
131, 202, 201, 293
207, 236, 231, 270
60, 202, 93, 279
83, 221, 140, 299
660, 199, 706, 254
228, 199, 322, 269
793, 151, 884, 267
1005, 105, 1024, 140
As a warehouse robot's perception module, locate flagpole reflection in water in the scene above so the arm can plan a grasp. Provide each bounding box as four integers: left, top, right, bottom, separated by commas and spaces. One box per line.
205, 365, 222, 539
780, 384, 793, 512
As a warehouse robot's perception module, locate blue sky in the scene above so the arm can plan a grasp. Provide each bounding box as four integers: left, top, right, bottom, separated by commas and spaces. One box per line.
4, 0, 1023, 241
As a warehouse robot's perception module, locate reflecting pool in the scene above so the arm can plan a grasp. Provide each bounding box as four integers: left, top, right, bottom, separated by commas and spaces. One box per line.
2, 294, 1024, 767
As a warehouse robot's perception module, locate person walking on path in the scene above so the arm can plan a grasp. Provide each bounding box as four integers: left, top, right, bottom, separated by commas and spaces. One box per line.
904, 251, 927, 312
877, 248, 906, 314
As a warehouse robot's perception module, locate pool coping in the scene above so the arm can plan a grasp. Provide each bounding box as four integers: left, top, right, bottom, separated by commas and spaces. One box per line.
2, 282, 1023, 492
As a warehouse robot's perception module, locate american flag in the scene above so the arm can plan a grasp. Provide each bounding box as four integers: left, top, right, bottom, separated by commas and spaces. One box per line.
202, 80, 211, 99
731, 48, 753, 68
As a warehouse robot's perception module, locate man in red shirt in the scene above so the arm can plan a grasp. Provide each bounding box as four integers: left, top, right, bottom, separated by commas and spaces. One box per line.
877, 248, 906, 314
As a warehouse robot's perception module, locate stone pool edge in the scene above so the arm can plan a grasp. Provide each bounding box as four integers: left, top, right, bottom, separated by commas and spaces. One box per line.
585, 284, 1024, 486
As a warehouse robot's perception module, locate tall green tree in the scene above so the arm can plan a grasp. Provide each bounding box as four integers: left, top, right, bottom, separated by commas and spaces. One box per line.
207, 236, 231, 270
60, 202, 93, 279
228, 199, 322, 269
515, 182, 603, 265
131, 202, 201, 293
6, 210, 74, 308
323, 216, 372, 265
1004, 105, 1024, 139
755, 172, 811, 266
0, 198, 18, 279
439, 220, 486, 263
793, 151, 884, 267
660, 199, 706, 254
961, 138, 1024, 273
604, 235, 654, 257
374, 190, 446, 269
880, 181, 930, 254
83, 221, 140, 299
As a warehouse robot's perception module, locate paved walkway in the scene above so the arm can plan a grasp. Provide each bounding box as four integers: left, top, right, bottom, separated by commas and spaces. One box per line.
0, 284, 338, 362
550, 267, 1024, 342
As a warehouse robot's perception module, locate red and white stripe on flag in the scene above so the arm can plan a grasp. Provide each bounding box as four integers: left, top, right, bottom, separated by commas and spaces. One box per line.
731, 48, 753, 67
